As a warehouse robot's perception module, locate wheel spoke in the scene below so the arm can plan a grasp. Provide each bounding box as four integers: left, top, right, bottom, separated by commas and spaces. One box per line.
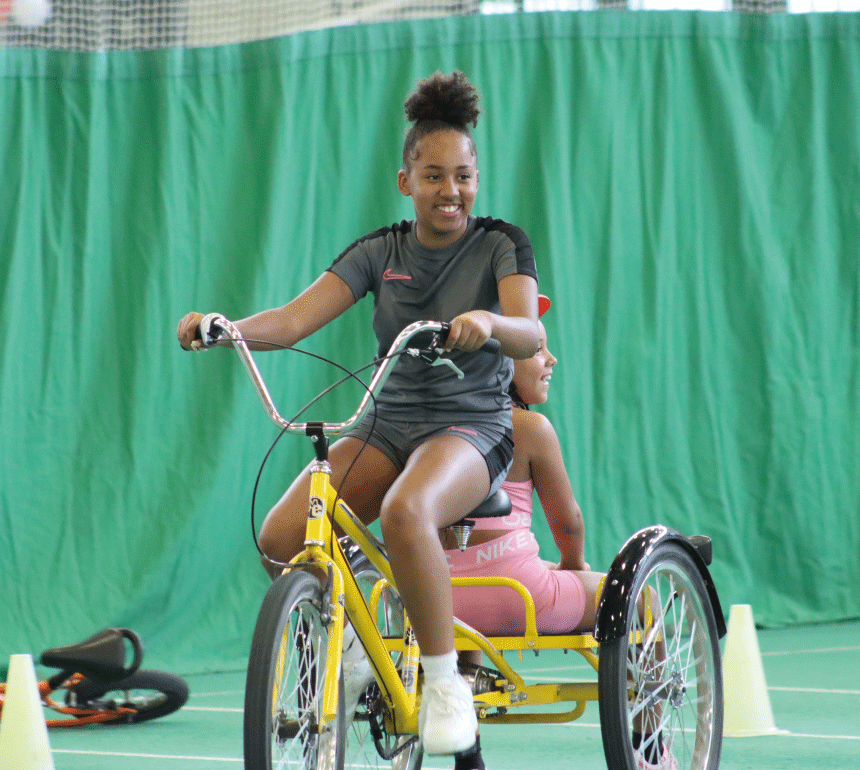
245, 572, 342, 770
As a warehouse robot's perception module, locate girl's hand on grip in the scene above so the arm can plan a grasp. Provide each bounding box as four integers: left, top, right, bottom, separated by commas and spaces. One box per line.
445, 310, 493, 352
177, 312, 206, 351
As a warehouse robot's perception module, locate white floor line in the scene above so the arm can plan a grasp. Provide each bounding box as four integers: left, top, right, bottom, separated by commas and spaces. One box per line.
762, 645, 860, 656
52, 749, 242, 762
769, 686, 860, 695
183, 705, 244, 712
188, 690, 244, 697
553, 723, 860, 741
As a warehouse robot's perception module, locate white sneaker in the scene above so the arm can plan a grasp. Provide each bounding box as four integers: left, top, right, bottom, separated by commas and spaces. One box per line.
342, 655, 375, 729
418, 675, 477, 755
342, 632, 375, 730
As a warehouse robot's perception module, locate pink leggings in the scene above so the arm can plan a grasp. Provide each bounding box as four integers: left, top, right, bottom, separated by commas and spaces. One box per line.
446, 529, 586, 636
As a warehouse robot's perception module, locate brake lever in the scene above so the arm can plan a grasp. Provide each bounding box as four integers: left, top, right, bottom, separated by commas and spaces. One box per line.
427, 351, 465, 379
405, 342, 466, 380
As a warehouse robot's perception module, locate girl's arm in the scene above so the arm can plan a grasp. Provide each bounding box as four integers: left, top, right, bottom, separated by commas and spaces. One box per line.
444, 274, 540, 359
523, 409, 588, 571
177, 271, 355, 351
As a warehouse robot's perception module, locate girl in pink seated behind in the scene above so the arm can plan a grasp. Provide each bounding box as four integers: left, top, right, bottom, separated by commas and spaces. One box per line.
444, 324, 674, 770
442, 295, 605, 637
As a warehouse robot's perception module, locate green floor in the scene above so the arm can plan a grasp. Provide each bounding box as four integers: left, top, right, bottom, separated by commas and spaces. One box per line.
42, 619, 860, 770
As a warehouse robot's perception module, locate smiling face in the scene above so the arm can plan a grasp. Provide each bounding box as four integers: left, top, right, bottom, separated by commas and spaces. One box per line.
512, 322, 557, 406
397, 129, 478, 249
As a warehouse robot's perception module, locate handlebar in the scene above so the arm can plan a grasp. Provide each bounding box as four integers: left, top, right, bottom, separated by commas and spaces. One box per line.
197, 314, 501, 437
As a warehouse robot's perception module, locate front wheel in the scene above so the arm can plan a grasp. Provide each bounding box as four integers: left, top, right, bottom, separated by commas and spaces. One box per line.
598, 541, 723, 770
244, 571, 344, 770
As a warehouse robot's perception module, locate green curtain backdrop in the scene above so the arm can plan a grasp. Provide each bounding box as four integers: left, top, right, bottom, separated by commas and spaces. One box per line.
1, 11, 858, 674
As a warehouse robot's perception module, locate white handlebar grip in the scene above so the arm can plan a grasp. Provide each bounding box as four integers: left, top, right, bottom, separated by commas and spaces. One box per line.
198, 313, 228, 347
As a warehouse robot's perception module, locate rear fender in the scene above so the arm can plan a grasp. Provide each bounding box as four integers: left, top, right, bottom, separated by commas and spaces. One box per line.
593, 525, 726, 643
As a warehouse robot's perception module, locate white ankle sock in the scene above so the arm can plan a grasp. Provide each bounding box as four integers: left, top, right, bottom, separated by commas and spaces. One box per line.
421, 650, 458, 684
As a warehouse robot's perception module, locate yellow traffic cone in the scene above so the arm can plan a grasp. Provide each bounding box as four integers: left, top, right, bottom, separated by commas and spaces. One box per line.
0, 654, 55, 770
722, 604, 787, 737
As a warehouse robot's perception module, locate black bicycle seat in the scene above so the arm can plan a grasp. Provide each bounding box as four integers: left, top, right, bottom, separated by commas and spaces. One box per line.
40, 628, 143, 681
461, 489, 512, 521
447, 490, 512, 551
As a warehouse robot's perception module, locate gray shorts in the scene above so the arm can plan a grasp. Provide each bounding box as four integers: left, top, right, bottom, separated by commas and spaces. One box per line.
345, 410, 514, 496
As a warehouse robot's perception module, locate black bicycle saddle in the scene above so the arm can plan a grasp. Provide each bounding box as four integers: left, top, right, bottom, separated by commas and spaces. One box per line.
460, 489, 512, 522
40, 627, 143, 681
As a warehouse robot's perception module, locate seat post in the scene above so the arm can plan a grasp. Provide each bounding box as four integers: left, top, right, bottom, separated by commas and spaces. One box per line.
450, 519, 476, 551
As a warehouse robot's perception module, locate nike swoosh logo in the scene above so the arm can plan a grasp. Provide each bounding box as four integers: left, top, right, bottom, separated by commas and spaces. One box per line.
383, 269, 412, 281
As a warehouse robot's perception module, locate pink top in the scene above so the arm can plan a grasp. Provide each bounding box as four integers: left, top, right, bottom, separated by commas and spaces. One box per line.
472, 479, 533, 530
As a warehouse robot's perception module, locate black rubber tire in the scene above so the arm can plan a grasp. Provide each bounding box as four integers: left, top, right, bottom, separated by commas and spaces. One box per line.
598, 541, 723, 770
67, 669, 189, 724
244, 570, 345, 770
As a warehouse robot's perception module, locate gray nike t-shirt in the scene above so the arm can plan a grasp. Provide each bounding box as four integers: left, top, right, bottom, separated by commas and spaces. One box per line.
327, 216, 538, 422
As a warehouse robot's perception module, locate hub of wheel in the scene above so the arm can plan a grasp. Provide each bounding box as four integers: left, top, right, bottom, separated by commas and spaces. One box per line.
668, 672, 686, 709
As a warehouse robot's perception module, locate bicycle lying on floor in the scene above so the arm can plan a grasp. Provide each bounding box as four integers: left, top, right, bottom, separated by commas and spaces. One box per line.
0, 627, 189, 727
197, 314, 727, 770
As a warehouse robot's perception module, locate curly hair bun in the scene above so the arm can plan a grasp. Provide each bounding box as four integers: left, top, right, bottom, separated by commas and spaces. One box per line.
404, 70, 480, 129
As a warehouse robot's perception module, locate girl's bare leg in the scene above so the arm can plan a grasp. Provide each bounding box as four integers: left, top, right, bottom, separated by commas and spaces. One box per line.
257, 437, 399, 579
379, 435, 491, 656
573, 571, 608, 631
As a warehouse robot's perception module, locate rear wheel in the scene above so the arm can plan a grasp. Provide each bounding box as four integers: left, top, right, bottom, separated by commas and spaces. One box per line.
598, 541, 723, 770
244, 571, 344, 770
